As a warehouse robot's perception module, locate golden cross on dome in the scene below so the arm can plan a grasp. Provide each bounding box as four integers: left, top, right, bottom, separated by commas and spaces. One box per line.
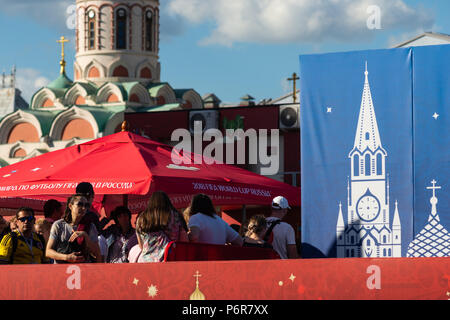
56, 36, 69, 74
287, 72, 300, 103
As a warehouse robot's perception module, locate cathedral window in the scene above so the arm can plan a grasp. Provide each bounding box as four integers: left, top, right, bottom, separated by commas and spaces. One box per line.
383, 235, 387, 243
140, 67, 152, 79
12, 148, 27, 158
365, 154, 371, 176
116, 8, 127, 49
353, 154, 359, 177
367, 239, 371, 246
145, 10, 153, 51
42, 98, 54, 108
112, 65, 129, 77
383, 248, 386, 256
75, 96, 86, 105
376, 153, 382, 175
88, 66, 100, 78
61, 119, 95, 141
8, 123, 40, 144
129, 93, 140, 103
87, 10, 96, 50
107, 93, 119, 103
388, 249, 391, 256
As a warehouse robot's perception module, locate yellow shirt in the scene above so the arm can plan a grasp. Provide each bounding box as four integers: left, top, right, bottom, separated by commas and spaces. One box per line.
0, 230, 47, 264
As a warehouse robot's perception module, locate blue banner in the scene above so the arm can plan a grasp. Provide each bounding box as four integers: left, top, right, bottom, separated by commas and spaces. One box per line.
408, 45, 450, 257
300, 45, 450, 258
300, 48, 414, 258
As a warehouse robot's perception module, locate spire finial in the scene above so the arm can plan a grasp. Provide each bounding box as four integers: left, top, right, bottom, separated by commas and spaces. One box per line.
121, 120, 130, 132
364, 61, 368, 77
427, 179, 441, 221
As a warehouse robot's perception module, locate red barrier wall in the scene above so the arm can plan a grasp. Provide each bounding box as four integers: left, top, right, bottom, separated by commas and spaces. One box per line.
0, 257, 448, 300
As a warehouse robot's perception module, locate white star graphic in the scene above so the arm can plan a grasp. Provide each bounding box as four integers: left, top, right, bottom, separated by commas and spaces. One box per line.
132, 278, 139, 286
147, 284, 158, 298
327, 107, 332, 113
432, 112, 439, 120
289, 273, 296, 282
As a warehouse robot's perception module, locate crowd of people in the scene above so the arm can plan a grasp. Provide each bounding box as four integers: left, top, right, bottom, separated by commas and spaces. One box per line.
0, 182, 298, 265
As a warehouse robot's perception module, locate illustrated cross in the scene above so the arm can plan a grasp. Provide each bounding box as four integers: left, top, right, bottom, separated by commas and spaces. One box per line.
193, 270, 202, 283
427, 179, 441, 198
287, 72, 300, 103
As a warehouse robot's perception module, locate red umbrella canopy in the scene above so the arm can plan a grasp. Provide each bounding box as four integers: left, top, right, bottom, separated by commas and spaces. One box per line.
0, 131, 300, 211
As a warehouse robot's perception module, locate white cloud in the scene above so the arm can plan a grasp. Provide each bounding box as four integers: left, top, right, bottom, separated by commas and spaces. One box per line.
166, 0, 435, 46
0, 0, 73, 32
14, 68, 50, 103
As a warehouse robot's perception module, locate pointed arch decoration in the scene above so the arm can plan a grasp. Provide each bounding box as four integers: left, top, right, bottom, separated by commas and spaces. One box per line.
135, 60, 156, 80
30, 88, 65, 109
49, 106, 99, 141
112, 65, 129, 77
0, 110, 43, 144
148, 83, 176, 105
64, 83, 93, 106
84, 59, 106, 79
96, 83, 126, 104
127, 83, 151, 105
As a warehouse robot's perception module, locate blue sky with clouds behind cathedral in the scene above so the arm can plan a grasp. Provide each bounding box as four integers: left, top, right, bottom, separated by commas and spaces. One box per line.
0, 0, 449, 104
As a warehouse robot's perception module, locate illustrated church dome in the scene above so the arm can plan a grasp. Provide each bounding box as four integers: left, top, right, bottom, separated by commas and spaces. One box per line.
189, 271, 206, 300
407, 180, 450, 257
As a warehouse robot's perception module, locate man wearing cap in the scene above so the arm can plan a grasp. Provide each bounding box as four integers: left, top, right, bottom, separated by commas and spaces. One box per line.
266, 196, 298, 259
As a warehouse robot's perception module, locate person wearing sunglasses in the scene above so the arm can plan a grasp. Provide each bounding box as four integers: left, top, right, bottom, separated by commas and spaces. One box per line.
0, 207, 48, 264
46, 194, 102, 263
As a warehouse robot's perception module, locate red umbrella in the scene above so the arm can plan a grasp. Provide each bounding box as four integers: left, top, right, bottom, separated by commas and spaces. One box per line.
0, 131, 300, 214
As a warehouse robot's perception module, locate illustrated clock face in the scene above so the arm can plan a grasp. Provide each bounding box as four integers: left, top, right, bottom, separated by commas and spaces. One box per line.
356, 195, 380, 222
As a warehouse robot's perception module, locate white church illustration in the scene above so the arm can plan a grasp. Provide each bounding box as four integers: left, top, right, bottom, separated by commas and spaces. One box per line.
336, 63, 402, 258
407, 180, 450, 257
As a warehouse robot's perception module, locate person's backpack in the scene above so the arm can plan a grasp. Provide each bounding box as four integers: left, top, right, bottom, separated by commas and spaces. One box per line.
263, 219, 281, 244
9, 231, 46, 264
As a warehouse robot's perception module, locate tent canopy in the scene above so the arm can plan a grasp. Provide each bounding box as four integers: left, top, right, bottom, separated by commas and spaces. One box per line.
0, 131, 300, 215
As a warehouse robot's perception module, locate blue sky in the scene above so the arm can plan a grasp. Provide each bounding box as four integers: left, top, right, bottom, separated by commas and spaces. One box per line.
0, 0, 449, 104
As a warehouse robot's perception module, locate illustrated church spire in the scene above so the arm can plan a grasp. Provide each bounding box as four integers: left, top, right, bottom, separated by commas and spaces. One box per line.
352, 62, 383, 153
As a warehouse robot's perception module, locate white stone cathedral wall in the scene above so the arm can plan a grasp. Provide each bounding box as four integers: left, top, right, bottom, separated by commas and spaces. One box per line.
75, 0, 160, 82
100, 5, 113, 50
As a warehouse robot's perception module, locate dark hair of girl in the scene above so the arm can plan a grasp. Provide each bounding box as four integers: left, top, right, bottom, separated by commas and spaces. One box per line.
189, 194, 216, 218
63, 194, 87, 224
245, 215, 267, 237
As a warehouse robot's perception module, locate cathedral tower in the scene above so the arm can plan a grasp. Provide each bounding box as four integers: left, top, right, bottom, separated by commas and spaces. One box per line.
336, 63, 401, 258
74, 0, 160, 85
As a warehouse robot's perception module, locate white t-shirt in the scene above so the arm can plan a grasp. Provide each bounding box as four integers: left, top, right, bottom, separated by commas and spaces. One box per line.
266, 217, 296, 259
188, 213, 240, 245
